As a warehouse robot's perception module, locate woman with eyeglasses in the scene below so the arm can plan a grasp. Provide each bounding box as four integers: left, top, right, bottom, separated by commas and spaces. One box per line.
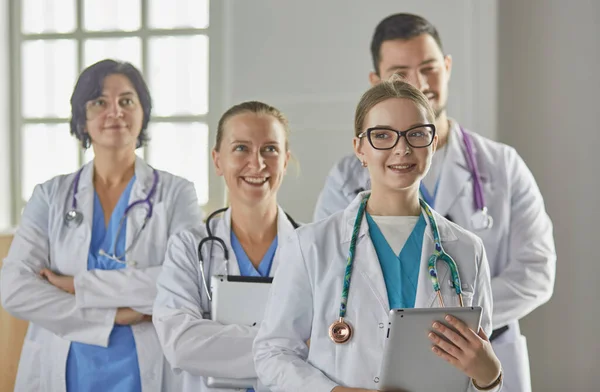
0, 59, 202, 392
253, 78, 503, 391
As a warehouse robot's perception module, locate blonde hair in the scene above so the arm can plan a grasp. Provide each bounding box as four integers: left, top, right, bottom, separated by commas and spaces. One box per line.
354, 76, 435, 137
214, 101, 290, 151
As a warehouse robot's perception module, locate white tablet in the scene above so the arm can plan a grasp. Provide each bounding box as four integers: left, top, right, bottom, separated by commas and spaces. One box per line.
210, 275, 273, 326
379, 307, 483, 392
207, 275, 273, 389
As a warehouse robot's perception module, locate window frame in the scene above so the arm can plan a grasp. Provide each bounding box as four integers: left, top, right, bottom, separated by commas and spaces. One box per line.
8, 0, 226, 226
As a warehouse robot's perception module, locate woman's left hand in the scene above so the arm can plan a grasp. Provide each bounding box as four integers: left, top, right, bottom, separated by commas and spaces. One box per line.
428, 314, 501, 388
40, 269, 75, 295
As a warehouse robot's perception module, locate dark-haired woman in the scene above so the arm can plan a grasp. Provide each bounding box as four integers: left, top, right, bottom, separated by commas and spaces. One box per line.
0, 59, 202, 392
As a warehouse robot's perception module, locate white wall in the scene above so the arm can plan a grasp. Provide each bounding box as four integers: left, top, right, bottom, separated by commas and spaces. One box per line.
222, 0, 497, 222
498, 0, 599, 390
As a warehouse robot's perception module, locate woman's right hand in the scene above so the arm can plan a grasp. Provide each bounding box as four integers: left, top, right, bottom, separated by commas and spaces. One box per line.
115, 307, 152, 325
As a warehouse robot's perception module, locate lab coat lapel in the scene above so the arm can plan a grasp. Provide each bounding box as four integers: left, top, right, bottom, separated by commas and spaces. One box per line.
269, 206, 297, 277
126, 157, 156, 259
434, 122, 473, 217
216, 208, 241, 276
342, 193, 390, 313
414, 209, 458, 308
71, 161, 95, 273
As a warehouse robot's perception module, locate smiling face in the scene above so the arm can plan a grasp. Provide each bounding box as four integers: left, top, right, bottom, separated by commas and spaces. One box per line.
212, 112, 290, 209
84, 73, 144, 153
354, 97, 437, 193
369, 34, 452, 119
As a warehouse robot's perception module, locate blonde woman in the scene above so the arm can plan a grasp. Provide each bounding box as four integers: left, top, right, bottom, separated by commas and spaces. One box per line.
253, 79, 503, 392
153, 101, 299, 392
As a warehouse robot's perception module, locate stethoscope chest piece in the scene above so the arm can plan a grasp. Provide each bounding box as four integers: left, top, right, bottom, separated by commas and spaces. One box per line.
64, 210, 83, 227
329, 318, 352, 344
470, 207, 493, 231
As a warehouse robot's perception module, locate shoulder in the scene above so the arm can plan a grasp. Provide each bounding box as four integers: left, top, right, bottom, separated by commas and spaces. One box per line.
464, 130, 523, 169
31, 171, 78, 205
155, 168, 195, 192
291, 210, 345, 249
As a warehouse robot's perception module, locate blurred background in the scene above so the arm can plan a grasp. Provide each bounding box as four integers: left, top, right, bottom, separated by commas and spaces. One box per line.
0, 0, 598, 390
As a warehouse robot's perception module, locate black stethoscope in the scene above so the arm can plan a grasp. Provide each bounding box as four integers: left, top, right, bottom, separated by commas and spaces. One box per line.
197, 207, 300, 301
64, 166, 159, 265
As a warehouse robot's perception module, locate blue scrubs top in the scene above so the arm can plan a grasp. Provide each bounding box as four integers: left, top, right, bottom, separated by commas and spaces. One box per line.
66, 176, 142, 392
366, 213, 426, 309
230, 231, 278, 392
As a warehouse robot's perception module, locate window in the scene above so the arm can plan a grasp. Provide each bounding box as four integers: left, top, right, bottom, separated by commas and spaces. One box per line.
10, 0, 212, 224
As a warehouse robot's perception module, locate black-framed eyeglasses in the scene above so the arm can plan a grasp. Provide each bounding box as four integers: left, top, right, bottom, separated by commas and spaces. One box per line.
358, 124, 436, 150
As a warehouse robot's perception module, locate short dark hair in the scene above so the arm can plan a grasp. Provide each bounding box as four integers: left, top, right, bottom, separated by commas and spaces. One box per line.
370, 13, 444, 75
69, 59, 152, 149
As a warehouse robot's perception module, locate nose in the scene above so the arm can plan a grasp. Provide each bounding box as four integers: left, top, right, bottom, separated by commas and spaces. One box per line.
247, 150, 266, 170
393, 134, 411, 155
107, 100, 124, 118
406, 70, 429, 92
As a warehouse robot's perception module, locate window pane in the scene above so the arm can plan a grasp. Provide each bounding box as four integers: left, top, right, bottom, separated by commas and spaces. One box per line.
148, 36, 208, 116
148, 0, 209, 29
84, 38, 142, 69
147, 122, 208, 204
22, 0, 76, 34
84, 0, 141, 32
21, 124, 79, 201
83, 147, 144, 164
22, 40, 77, 118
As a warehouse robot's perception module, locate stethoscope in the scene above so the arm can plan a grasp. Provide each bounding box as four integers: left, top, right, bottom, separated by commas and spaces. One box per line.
64, 166, 159, 266
329, 194, 464, 344
457, 126, 493, 230
418, 126, 492, 230
197, 207, 300, 302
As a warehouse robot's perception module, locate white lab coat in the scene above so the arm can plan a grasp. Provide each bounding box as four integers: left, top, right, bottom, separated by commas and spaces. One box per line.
253, 192, 501, 392
153, 206, 297, 392
0, 157, 203, 392
312, 121, 556, 392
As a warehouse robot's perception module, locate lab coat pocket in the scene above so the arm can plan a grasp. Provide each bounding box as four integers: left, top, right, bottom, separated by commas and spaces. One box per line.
459, 290, 474, 306
492, 334, 532, 392
445, 288, 474, 307
13, 339, 42, 392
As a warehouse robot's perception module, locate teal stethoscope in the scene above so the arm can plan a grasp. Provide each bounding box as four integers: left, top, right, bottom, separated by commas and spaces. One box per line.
328, 194, 465, 344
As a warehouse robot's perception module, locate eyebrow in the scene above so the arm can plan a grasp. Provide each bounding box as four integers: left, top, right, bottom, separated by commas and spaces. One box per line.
230, 139, 281, 145
385, 58, 438, 72
98, 91, 136, 98
371, 123, 429, 129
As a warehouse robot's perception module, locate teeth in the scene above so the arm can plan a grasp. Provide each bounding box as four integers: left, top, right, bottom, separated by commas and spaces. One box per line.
389, 164, 412, 169
244, 177, 268, 184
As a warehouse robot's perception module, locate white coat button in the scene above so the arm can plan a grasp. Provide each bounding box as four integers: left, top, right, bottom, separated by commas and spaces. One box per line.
378, 323, 384, 328
374, 377, 380, 383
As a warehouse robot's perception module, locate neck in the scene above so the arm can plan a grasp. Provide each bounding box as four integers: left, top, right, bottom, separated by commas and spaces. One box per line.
92, 148, 136, 188
434, 112, 451, 149
367, 185, 421, 216
230, 200, 278, 243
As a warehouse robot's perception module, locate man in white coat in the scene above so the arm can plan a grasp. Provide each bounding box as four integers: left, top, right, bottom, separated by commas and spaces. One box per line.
313, 13, 556, 392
